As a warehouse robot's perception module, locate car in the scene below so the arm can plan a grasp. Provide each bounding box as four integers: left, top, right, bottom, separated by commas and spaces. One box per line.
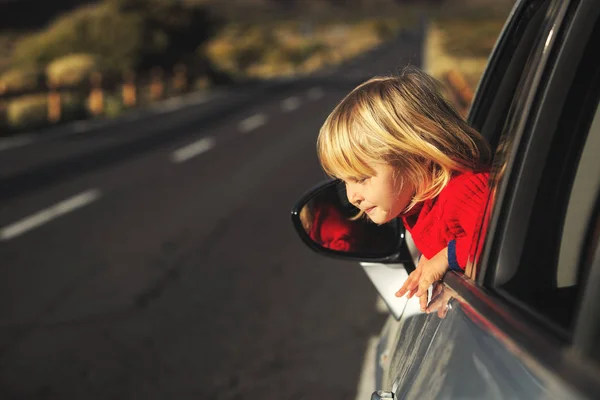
289, 0, 600, 398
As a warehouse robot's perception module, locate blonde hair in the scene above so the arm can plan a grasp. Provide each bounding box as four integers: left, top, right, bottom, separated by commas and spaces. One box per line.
317, 66, 491, 213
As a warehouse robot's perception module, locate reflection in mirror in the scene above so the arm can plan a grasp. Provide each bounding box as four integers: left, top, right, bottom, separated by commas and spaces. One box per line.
298, 181, 400, 256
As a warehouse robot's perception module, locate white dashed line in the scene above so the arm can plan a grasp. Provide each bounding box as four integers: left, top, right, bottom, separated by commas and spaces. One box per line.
72, 121, 91, 134
171, 137, 216, 163
307, 87, 324, 100
281, 96, 302, 112
160, 97, 185, 112
0, 135, 35, 152
239, 113, 267, 133
0, 189, 101, 241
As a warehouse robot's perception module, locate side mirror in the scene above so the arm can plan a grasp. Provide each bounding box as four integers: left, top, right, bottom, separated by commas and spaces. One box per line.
290, 179, 413, 263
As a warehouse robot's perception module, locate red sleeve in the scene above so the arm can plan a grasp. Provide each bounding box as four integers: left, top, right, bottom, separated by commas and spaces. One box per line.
443, 172, 490, 269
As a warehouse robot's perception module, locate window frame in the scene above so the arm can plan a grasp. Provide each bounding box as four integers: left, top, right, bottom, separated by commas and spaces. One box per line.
468, 0, 538, 136
482, 0, 600, 334
470, 0, 570, 289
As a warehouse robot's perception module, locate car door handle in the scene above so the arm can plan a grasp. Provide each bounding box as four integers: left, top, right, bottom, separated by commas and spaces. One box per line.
371, 390, 394, 399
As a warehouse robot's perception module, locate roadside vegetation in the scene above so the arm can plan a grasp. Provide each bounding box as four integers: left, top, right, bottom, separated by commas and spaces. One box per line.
0, 0, 513, 136
424, 0, 514, 90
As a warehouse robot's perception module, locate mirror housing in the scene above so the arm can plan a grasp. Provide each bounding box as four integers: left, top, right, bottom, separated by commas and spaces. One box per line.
290, 179, 413, 264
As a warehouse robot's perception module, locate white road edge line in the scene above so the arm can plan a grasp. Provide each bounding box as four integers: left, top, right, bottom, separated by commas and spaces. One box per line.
281, 96, 302, 112
239, 113, 267, 134
354, 335, 379, 400
171, 136, 216, 163
307, 87, 324, 100
0, 189, 102, 241
0, 135, 35, 152
0, 91, 221, 154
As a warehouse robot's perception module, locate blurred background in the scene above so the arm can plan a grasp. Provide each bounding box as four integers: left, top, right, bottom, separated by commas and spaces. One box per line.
0, 0, 514, 398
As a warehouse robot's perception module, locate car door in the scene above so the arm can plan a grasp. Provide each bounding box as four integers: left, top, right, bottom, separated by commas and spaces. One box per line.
372, 0, 557, 391
376, 0, 600, 398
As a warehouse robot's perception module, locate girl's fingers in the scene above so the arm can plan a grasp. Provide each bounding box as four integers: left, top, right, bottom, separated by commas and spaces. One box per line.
415, 274, 436, 298
431, 282, 443, 298
395, 269, 421, 297
395, 283, 409, 297
426, 289, 443, 314
437, 307, 446, 318
419, 292, 428, 312
438, 303, 449, 318
396, 281, 414, 297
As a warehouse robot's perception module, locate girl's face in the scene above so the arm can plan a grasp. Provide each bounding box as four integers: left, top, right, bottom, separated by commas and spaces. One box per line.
342, 163, 414, 225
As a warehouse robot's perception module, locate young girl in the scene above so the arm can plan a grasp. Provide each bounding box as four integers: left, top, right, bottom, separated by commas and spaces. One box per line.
316, 65, 491, 312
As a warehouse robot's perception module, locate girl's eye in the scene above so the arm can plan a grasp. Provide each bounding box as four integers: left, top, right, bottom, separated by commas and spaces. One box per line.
342, 177, 369, 184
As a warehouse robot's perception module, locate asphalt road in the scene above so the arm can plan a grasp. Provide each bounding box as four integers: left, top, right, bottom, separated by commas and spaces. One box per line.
0, 29, 423, 400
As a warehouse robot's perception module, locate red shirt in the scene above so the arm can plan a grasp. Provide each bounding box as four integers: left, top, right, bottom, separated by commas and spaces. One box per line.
401, 171, 490, 270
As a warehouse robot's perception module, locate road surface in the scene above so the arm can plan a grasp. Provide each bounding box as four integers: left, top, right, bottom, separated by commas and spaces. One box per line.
0, 30, 423, 399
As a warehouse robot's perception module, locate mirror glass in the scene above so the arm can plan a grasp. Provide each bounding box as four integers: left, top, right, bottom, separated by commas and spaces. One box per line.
296, 181, 401, 257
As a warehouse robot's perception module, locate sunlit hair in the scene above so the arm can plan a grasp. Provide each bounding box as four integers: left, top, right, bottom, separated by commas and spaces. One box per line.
317, 65, 491, 214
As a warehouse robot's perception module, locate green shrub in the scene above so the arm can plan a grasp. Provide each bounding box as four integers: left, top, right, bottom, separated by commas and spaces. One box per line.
103, 94, 124, 118
7, 94, 48, 130
11, 1, 218, 74
12, 4, 144, 72
0, 66, 44, 93
205, 26, 279, 73
62, 92, 89, 121
107, 0, 220, 65
46, 54, 101, 87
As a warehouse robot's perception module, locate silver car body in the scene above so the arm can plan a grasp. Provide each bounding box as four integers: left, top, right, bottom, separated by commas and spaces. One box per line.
363, 0, 600, 398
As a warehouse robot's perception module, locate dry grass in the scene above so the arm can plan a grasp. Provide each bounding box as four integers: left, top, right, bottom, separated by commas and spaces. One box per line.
205, 18, 405, 79
424, 23, 491, 89
6, 94, 48, 130
421, 1, 515, 114
0, 65, 44, 93
437, 19, 505, 58
425, 2, 513, 93
46, 53, 100, 87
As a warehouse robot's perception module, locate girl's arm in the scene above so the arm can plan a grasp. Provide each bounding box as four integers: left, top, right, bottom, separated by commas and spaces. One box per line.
395, 247, 450, 312
445, 172, 490, 269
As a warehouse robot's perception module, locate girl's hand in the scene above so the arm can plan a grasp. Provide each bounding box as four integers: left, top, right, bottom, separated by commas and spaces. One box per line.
395, 247, 450, 311
426, 281, 453, 318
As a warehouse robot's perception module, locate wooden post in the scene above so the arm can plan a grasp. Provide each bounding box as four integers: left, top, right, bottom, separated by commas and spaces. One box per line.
122, 70, 137, 107
173, 64, 187, 93
150, 67, 164, 101
47, 80, 61, 123
88, 72, 104, 116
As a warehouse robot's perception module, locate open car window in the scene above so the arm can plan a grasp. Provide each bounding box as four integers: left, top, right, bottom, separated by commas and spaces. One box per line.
482, 3, 600, 338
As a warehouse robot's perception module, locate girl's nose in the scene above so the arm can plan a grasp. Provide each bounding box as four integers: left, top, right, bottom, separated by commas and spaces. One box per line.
347, 185, 363, 206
